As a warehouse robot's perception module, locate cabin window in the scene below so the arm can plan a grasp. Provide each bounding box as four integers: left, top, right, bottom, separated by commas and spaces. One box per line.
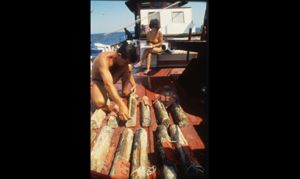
172, 11, 185, 23
148, 12, 160, 24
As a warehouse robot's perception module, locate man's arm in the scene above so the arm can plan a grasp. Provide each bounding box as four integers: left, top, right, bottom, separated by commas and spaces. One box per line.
100, 68, 123, 105
99, 61, 129, 120
128, 64, 136, 92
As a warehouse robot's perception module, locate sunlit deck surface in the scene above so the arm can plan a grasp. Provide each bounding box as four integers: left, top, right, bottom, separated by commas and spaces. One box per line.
91, 67, 207, 179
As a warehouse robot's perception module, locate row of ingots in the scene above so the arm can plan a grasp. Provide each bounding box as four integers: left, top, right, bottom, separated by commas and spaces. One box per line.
91, 93, 205, 178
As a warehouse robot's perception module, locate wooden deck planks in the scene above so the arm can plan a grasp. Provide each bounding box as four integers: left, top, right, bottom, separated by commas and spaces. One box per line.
91, 68, 206, 178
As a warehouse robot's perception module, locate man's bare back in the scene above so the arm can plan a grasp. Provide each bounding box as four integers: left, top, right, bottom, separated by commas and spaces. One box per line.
92, 52, 116, 80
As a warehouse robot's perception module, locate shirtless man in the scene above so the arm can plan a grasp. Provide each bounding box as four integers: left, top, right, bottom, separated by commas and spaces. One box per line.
91, 42, 138, 121
139, 19, 163, 75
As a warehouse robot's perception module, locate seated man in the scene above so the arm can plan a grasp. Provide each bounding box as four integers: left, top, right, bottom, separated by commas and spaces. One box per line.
138, 19, 163, 75
91, 42, 138, 121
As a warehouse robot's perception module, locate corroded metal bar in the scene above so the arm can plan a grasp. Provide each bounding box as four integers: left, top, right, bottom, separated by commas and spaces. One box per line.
130, 128, 149, 179
107, 114, 119, 128
163, 165, 177, 179
91, 109, 106, 143
153, 99, 170, 127
109, 128, 134, 178
126, 92, 137, 127
156, 125, 177, 179
140, 96, 152, 127
91, 109, 106, 128
170, 102, 189, 127
169, 125, 204, 178
91, 126, 114, 173
169, 125, 188, 162
156, 125, 172, 163
91, 124, 97, 144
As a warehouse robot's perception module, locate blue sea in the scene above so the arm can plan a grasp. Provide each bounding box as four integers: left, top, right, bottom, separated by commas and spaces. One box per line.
91, 27, 201, 45
91, 32, 129, 45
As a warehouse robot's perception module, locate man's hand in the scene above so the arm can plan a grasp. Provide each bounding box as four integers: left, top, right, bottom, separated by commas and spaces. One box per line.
130, 85, 137, 93
118, 103, 130, 121
107, 101, 119, 113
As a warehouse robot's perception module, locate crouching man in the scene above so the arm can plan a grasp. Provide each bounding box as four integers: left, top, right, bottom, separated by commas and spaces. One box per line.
91, 42, 139, 120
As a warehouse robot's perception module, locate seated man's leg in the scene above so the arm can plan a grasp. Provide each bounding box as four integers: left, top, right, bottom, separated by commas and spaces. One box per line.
145, 51, 152, 72
150, 47, 162, 54
141, 49, 150, 67
145, 47, 162, 74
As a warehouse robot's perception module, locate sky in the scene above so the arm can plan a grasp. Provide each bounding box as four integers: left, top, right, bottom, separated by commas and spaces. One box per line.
91, 1, 207, 34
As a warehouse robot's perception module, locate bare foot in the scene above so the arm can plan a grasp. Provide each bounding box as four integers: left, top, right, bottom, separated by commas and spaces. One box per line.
144, 69, 150, 75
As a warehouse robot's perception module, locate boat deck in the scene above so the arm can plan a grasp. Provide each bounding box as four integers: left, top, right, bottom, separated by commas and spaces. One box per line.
91, 67, 207, 179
